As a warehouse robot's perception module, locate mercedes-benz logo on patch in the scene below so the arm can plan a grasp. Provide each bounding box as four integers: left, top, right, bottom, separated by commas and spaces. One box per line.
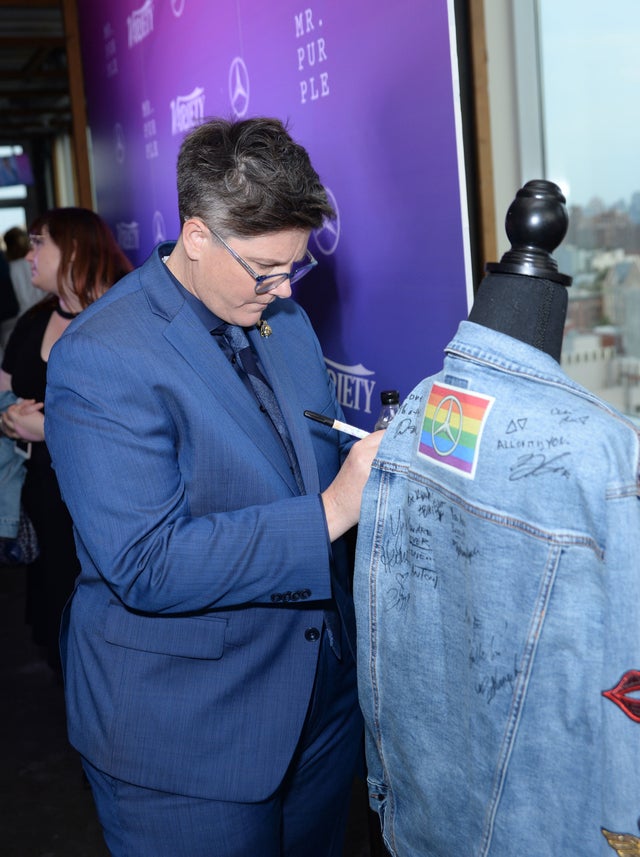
114, 123, 126, 165
313, 187, 340, 256
152, 211, 166, 244
431, 394, 463, 456
171, 0, 185, 16
229, 57, 249, 118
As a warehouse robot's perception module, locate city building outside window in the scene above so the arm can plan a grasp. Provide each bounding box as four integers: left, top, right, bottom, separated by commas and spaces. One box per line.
536, 0, 640, 420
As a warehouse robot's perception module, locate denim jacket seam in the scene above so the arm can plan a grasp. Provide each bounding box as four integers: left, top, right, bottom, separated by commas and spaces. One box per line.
479, 543, 563, 855
374, 460, 605, 559
448, 343, 640, 437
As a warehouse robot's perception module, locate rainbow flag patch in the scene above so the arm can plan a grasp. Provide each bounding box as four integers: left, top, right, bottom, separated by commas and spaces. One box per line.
418, 382, 495, 479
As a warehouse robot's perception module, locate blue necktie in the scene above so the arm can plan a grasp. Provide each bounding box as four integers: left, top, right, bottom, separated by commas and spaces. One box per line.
221, 324, 305, 493
219, 323, 342, 658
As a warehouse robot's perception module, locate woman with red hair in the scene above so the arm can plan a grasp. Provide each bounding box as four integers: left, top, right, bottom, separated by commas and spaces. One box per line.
0, 207, 133, 673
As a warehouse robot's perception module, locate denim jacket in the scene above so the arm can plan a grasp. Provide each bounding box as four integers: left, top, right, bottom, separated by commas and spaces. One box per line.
354, 321, 640, 857
0, 390, 26, 538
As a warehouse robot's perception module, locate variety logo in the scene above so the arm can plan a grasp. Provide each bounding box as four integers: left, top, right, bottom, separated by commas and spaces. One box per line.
116, 221, 140, 251
170, 86, 205, 135
313, 187, 340, 256
127, 0, 154, 48
228, 57, 249, 118
324, 358, 375, 415
114, 123, 126, 165
419, 382, 494, 479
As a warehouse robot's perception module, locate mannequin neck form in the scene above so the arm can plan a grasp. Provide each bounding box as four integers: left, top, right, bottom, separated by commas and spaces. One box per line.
468, 273, 568, 363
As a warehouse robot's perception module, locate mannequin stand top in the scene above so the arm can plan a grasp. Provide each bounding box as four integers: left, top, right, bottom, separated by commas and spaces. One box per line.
469, 179, 572, 363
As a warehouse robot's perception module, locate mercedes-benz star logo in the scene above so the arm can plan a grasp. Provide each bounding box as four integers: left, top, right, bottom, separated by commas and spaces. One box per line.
431, 395, 463, 456
152, 211, 166, 244
313, 187, 340, 255
228, 57, 249, 118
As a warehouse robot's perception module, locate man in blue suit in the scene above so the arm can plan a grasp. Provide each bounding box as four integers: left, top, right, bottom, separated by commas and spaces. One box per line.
45, 117, 382, 856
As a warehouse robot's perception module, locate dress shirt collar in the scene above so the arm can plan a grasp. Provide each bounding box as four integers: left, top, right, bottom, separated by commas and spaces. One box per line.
159, 243, 225, 334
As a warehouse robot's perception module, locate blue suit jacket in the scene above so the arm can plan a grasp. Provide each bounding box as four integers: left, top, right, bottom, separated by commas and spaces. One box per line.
45, 244, 355, 801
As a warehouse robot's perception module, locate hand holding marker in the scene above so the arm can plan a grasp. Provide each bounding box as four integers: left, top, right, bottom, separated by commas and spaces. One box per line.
303, 410, 370, 439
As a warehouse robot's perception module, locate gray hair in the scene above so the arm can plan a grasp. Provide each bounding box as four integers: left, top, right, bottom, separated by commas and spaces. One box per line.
177, 117, 335, 237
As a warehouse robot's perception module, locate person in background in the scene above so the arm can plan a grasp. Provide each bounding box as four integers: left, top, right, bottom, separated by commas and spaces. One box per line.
0, 207, 133, 674
5, 226, 42, 313
44, 117, 382, 857
0, 247, 18, 353
0, 226, 43, 352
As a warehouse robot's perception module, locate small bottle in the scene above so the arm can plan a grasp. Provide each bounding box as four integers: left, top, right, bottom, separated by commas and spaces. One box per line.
374, 389, 400, 431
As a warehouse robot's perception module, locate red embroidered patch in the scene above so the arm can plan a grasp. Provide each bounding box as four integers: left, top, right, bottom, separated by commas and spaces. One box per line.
602, 671, 640, 722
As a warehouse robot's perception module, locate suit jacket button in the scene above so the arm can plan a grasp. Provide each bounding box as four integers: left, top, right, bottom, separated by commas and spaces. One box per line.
304, 627, 320, 642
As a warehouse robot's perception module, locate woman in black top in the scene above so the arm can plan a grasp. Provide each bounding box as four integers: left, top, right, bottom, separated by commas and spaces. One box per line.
0, 208, 132, 672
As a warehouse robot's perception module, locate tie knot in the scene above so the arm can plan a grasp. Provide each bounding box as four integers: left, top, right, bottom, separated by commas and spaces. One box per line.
221, 323, 250, 355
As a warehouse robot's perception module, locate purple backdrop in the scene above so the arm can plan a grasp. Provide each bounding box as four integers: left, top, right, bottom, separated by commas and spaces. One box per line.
78, 0, 472, 429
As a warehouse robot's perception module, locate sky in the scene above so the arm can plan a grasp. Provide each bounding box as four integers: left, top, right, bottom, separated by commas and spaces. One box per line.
539, 0, 640, 208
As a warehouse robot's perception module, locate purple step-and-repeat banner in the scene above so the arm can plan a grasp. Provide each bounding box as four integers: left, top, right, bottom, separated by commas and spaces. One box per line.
78, 0, 473, 430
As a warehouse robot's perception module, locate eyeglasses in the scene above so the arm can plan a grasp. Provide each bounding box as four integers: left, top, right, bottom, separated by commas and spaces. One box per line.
209, 227, 318, 295
28, 234, 45, 251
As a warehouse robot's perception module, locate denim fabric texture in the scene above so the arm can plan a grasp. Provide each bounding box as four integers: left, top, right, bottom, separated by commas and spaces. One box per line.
354, 320, 640, 857
0, 390, 25, 538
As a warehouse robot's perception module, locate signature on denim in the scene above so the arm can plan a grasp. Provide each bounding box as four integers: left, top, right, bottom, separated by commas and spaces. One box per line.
551, 406, 589, 425
380, 509, 410, 571
508, 452, 571, 481
385, 572, 411, 612
469, 635, 502, 668
476, 654, 520, 703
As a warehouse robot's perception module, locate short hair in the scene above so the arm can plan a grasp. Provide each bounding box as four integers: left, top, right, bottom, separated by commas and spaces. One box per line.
4, 226, 30, 261
29, 207, 133, 308
176, 117, 335, 237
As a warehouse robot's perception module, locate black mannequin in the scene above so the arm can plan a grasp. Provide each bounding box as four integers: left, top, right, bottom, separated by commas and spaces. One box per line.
468, 180, 572, 363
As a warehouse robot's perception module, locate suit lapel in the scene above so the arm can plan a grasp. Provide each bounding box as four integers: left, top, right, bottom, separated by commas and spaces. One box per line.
165, 313, 299, 491
141, 247, 315, 494
141, 251, 297, 493
249, 325, 320, 495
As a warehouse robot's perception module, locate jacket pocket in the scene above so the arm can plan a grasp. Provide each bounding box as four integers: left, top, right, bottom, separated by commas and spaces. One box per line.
104, 601, 226, 660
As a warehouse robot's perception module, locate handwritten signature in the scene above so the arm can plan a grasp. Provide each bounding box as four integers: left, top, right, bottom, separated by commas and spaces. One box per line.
508, 452, 571, 481
385, 572, 411, 612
